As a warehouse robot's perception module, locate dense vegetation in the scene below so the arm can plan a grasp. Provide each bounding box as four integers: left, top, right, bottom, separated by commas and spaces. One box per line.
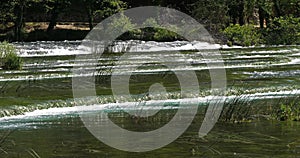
0, 41, 22, 70
0, 0, 299, 45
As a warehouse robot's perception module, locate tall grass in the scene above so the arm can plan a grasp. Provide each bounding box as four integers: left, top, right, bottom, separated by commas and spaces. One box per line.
219, 95, 254, 123
0, 41, 22, 70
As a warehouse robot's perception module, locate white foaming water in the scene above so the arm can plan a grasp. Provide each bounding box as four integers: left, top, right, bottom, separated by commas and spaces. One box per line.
0, 98, 201, 129
13, 40, 300, 58
1, 41, 300, 130
0, 40, 259, 81
1, 89, 300, 128
14, 41, 84, 57
248, 70, 300, 78
13, 40, 228, 57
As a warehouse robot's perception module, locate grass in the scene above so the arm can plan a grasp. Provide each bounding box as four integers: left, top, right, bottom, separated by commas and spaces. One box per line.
276, 95, 300, 121
0, 41, 22, 70
216, 93, 300, 123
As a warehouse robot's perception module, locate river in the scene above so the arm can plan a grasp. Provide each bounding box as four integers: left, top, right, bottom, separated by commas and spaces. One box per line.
0, 40, 300, 157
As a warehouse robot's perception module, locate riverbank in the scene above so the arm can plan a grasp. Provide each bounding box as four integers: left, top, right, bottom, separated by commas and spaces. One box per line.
0, 22, 91, 42
0, 22, 208, 43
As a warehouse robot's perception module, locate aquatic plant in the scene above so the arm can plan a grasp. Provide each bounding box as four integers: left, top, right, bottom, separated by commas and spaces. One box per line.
219, 95, 254, 123
0, 41, 22, 70
277, 96, 300, 121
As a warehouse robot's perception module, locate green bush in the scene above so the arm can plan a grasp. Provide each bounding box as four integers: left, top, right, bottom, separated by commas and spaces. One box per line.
105, 13, 137, 40
153, 28, 180, 41
0, 41, 22, 70
142, 18, 181, 41
264, 16, 300, 45
223, 24, 261, 46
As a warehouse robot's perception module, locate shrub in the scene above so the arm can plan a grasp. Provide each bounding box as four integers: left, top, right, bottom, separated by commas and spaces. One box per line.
0, 41, 22, 70
153, 28, 180, 41
223, 24, 261, 46
264, 16, 300, 45
105, 13, 137, 40
142, 18, 181, 41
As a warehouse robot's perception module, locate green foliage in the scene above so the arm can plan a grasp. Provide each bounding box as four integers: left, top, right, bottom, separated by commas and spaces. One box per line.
192, 0, 229, 32
274, 0, 300, 16
78, 0, 127, 30
278, 103, 300, 121
45, 0, 71, 11
0, 0, 299, 42
257, 0, 274, 16
276, 96, 300, 121
223, 24, 261, 46
264, 16, 300, 45
153, 28, 180, 42
0, 41, 22, 70
105, 16, 181, 41
106, 13, 136, 39
98, 0, 127, 18
141, 18, 181, 41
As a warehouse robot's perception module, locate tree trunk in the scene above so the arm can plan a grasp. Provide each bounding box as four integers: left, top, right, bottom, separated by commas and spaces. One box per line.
87, 7, 94, 30
14, 3, 24, 41
258, 7, 265, 28
47, 6, 59, 32
238, 0, 245, 25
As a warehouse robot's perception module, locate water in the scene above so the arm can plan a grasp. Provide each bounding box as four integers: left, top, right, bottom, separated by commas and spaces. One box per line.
2, 115, 300, 157
0, 41, 300, 157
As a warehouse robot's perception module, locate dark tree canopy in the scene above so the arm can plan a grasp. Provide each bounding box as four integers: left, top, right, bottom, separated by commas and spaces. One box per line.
0, 0, 299, 42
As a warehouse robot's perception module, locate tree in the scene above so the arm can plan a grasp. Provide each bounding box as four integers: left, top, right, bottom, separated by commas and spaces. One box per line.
242, 0, 257, 24
227, 0, 245, 25
0, 0, 29, 41
0, 0, 42, 40
81, 0, 127, 30
45, 0, 71, 32
276, 0, 300, 17
257, 0, 273, 28
192, 0, 229, 32
81, 0, 98, 30
0, 1, 15, 30
13, 0, 27, 40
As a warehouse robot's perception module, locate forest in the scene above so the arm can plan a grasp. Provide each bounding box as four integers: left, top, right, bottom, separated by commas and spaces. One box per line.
0, 0, 300, 45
